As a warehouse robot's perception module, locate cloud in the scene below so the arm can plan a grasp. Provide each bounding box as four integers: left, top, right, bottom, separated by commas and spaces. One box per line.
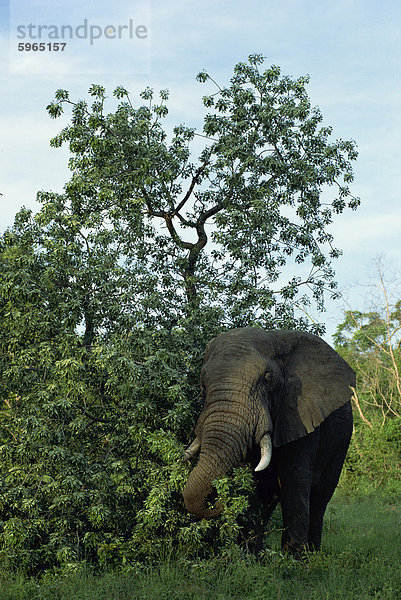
0, 108, 70, 229
334, 210, 401, 249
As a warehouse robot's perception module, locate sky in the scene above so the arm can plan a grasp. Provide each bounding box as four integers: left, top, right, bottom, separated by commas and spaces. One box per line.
1, 0, 401, 342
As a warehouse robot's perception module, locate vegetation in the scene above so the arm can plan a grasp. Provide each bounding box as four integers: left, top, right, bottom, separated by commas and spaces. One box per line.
0, 494, 400, 599
0, 53, 400, 598
4, 54, 401, 599
334, 265, 401, 499
0, 55, 361, 576
334, 264, 401, 423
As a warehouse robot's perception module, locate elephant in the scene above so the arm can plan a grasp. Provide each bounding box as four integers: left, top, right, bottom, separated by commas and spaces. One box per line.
182, 327, 355, 557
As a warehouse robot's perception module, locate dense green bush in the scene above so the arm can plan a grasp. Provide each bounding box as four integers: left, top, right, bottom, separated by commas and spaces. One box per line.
341, 415, 401, 499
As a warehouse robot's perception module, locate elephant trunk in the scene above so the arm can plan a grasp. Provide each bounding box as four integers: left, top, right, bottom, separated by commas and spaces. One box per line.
183, 458, 224, 518
183, 393, 268, 518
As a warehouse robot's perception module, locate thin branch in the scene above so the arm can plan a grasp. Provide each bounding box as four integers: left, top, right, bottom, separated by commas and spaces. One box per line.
164, 214, 194, 251
173, 162, 208, 216
378, 269, 401, 398
193, 132, 218, 142
351, 387, 373, 428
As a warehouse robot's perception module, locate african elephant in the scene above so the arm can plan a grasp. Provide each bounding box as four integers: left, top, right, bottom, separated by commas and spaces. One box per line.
183, 327, 354, 556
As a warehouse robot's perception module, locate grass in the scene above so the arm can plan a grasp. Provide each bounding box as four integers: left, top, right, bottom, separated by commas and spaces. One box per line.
1, 492, 400, 600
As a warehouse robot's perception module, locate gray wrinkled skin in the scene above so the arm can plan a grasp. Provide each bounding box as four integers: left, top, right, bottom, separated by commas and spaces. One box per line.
183, 328, 354, 556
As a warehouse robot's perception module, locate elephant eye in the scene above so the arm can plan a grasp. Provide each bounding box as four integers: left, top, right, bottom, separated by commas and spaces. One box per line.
264, 372, 271, 383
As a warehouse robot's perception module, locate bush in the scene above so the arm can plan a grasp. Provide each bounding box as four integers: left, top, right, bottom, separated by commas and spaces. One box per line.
341, 414, 401, 499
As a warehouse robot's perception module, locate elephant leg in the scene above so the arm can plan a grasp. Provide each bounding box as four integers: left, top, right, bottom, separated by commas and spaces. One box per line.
308, 442, 351, 550
236, 467, 280, 555
276, 431, 319, 557
255, 462, 280, 522
247, 466, 280, 553
308, 489, 330, 551
308, 452, 346, 550
308, 403, 353, 551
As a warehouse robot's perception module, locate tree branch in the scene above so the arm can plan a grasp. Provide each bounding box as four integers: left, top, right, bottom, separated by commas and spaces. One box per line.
351, 387, 373, 428
164, 214, 194, 250
173, 163, 208, 217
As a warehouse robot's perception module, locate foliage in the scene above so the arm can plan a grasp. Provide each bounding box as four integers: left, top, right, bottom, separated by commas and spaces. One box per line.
0, 495, 400, 599
45, 54, 359, 330
0, 55, 359, 574
334, 266, 401, 422
341, 414, 401, 499
334, 265, 401, 498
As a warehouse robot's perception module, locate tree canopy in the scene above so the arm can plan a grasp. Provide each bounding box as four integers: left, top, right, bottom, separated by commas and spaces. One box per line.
44, 53, 359, 335
0, 55, 359, 573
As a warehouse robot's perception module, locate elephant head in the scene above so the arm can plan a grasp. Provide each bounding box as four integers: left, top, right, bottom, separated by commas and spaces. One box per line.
183, 327, 355, 518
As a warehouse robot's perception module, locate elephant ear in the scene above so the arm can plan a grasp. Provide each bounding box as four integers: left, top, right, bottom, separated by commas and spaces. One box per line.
272, 332, 355, 447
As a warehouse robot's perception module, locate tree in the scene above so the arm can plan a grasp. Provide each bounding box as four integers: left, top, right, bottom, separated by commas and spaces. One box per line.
334, 265, 401, 494
44, 53, 359, 334
0, 55, 359, 573
334, 264, 401, 425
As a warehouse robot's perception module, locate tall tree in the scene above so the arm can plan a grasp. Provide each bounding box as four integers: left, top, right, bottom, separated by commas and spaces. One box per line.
44, 53, 359, 335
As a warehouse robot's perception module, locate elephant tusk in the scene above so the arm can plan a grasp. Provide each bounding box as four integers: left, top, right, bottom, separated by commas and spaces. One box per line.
183, 437, 201, 461
254, 433, 272, 472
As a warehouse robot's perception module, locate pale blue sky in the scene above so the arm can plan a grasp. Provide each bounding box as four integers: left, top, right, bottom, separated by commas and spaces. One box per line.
1, 0, 401, 340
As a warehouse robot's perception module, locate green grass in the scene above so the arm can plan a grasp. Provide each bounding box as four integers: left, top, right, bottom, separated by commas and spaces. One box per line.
1, 493, 400, 600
